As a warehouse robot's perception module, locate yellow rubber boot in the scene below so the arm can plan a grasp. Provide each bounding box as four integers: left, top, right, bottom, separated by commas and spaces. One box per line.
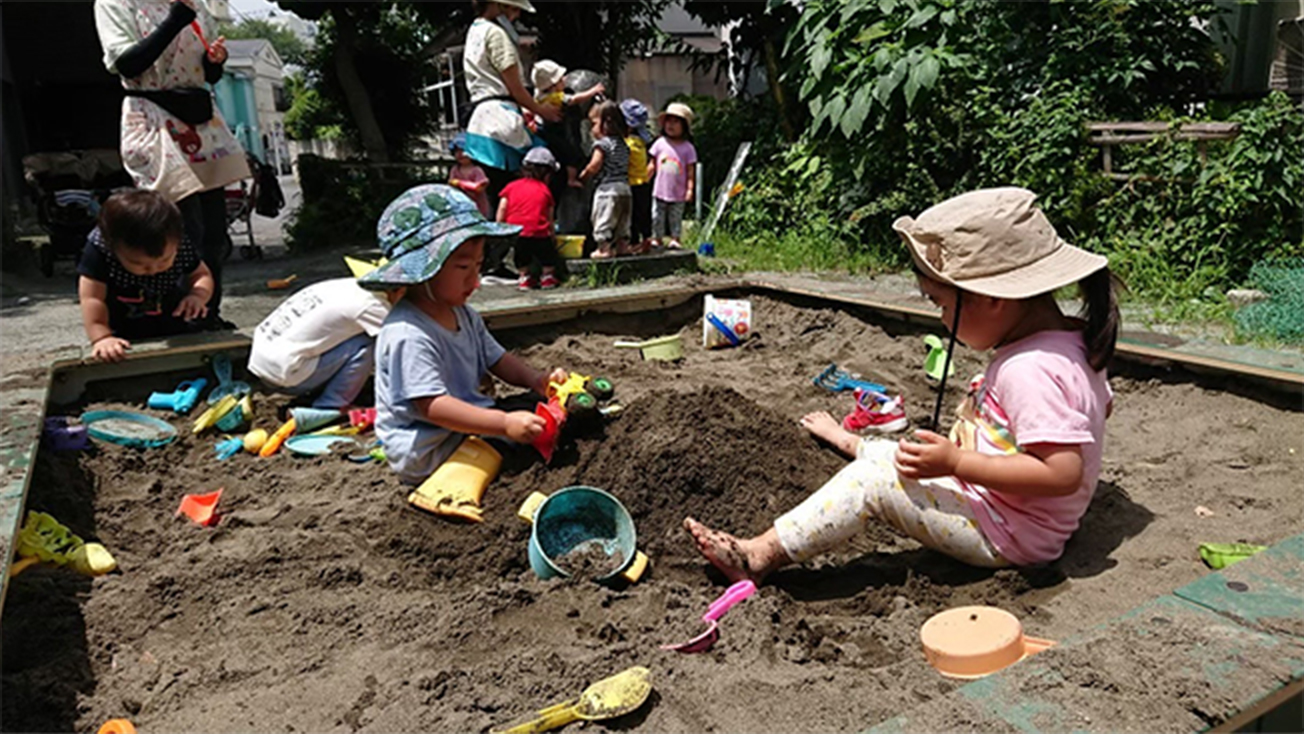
408, 437, 502, 523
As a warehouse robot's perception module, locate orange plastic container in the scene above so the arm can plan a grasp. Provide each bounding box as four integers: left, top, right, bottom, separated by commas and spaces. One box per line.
98, 719, 137, 734
920, 605, 1055, 679
177, 489, 223, 527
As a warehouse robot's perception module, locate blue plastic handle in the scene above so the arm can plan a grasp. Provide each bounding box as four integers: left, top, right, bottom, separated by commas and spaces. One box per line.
706, 313, 742, 346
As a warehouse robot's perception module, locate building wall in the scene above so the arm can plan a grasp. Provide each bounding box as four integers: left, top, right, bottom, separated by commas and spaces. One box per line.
620, 54, 727, 117
219, 46, 290, 171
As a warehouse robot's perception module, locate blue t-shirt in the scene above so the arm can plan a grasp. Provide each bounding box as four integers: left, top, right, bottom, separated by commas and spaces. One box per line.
375, 301, 507, 483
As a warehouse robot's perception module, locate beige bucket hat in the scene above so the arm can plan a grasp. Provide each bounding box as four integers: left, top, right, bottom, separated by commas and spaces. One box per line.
658, 102, 696, 132
531, 60, 566, 92
893, 187, 1108, 299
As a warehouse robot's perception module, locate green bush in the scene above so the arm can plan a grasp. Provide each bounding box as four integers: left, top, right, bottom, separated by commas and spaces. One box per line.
705, 0, 1304, 308
288, 154, 451, 252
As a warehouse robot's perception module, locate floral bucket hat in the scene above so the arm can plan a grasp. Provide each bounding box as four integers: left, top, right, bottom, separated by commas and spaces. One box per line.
357, 184, 520, 290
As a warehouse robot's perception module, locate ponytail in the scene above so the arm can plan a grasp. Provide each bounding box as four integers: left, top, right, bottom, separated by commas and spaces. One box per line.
1078, 267, 1121, 372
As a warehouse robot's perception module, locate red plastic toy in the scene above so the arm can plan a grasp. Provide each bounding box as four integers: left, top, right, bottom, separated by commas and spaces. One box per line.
349, 407, 377, 431
531, 400, 566, 462
190, 21, 212, 55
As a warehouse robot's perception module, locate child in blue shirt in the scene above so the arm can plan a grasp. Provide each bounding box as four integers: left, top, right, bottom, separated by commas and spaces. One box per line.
360, 184, 569, 521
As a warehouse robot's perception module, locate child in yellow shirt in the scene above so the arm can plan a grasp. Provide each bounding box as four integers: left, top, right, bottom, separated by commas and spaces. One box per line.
531, 59, 604, 189
622, 98, 654, 253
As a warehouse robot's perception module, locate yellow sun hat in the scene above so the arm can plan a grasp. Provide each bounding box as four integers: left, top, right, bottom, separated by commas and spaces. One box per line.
345, 255, 388, 279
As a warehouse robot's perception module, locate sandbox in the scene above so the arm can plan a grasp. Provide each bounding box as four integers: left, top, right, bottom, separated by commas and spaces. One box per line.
3, 292, 1302, 733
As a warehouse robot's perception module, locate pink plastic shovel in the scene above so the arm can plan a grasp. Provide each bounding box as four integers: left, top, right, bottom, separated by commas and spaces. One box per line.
661, 579, 756, 654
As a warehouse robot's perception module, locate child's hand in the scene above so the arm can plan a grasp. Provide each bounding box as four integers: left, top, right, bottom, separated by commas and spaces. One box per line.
505, 410, 546, 443
174, 293, 209, 321
91, 336, 131, 363
894, 430, 960, 479
537, 368, 569, 397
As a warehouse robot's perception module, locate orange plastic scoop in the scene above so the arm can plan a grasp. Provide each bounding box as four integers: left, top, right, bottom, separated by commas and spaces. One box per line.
920, 605, 1054, 679
98, 720, 137, 734
267, 274, 298, 290
177, 488, 223, 526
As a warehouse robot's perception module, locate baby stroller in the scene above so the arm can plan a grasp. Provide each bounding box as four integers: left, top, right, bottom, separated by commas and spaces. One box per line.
225, 179, 258, 260
22, 150, 132, 277
226, 154, 285, 260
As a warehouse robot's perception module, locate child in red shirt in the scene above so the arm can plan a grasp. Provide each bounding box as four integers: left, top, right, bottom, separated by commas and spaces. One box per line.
498, 147, 563, 290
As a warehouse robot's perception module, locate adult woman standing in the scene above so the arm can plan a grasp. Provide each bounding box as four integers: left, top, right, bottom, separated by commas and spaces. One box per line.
94, 0, 249, 327
462, 0, 561, 275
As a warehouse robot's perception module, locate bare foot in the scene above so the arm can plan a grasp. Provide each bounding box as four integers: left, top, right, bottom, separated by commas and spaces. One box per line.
683, 517, 787, 583
800, 411, 860, 458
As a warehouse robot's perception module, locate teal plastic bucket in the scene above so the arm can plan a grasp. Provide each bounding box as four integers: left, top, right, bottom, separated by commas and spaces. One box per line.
527, 486, 637, 582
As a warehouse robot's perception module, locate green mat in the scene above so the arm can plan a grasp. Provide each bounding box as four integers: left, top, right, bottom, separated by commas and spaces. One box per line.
1235, 259, 1304, 343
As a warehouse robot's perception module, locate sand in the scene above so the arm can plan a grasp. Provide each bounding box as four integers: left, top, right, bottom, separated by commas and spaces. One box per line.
3, 295, 1302, 733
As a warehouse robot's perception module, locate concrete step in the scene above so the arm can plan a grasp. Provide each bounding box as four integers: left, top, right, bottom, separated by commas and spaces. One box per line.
564, 250, 698, 284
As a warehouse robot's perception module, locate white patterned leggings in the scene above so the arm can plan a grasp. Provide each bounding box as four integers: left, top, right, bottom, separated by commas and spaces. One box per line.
774, 438, 1008, 568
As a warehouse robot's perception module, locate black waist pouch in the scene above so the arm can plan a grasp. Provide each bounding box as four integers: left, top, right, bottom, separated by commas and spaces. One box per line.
125, 88, 214, 126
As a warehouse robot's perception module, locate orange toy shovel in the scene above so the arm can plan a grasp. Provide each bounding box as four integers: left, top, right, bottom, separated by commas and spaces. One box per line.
177, 488, 223, 526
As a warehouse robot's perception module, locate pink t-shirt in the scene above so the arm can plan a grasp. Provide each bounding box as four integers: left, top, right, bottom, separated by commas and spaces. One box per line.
449, 163, 491, 218
649, 137, 698, 202
957, 330, 1113, 565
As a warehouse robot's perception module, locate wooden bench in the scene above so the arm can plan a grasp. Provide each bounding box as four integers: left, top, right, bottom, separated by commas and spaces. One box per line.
1085, 121, 1241, 181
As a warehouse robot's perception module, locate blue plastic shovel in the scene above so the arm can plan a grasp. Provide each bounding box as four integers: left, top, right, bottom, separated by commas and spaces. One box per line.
207, 353, 252, 404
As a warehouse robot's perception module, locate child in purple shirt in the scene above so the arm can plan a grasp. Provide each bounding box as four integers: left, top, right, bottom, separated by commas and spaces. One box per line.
648, 102, 697, 250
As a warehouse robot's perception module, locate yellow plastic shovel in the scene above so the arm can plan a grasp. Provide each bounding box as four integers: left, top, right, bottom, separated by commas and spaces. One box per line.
494, 666, 652, 734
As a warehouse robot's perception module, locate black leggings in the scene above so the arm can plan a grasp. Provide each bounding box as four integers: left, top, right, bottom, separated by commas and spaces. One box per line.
513, 236, 562, 273
177, 187, 228, 318
481, 165, 519, 276
631, 183, 652, 243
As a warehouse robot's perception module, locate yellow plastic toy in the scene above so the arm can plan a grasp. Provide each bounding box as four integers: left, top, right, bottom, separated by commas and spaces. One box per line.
192, 394, 238, 434
243, 429, 269, 454
495, 667, 653, 734
12, 511, 117, 577
548, 373, 590, 404
407, 437, 502, 523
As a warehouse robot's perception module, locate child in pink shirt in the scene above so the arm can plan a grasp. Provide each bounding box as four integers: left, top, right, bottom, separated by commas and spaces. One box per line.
448, 133, 491, 218
684, 188, 1118, 579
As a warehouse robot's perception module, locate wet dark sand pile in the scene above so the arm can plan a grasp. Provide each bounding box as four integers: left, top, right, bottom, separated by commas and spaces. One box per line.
4, 295, 1301, 733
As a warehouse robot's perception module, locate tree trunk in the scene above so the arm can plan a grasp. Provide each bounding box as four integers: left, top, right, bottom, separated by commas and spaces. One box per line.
332, 8, 389, 162
762, 35, 797, 142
